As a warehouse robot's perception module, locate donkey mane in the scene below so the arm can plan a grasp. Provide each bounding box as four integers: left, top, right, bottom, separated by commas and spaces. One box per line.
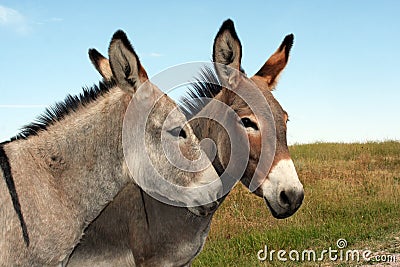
12, 80, 116, 141
179, 67, 222, 119
179, 66, 246, 119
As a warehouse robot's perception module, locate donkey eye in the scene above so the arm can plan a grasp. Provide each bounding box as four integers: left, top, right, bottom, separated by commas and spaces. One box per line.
241, 118, 259, 130
169, 127, 187, 139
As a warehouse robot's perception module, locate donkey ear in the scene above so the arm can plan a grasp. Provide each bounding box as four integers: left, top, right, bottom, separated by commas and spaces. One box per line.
253, 34, 294, 90
213, 19, 242, 88
108, 30, 148, 94
88, 48, 113, 80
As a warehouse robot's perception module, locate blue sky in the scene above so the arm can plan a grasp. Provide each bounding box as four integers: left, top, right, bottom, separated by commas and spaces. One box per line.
0, 1, 399, 144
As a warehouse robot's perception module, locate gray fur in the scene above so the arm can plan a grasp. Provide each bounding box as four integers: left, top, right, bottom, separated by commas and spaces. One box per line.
0, 30, 219, 266
67, 20, 304, 266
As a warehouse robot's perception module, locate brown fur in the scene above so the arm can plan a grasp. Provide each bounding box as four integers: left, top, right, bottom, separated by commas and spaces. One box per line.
67, 20, 303, 266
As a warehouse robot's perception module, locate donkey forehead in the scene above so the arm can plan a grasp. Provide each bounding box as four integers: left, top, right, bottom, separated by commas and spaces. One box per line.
231, 79, 287, 120
148, 94, 186, 125
263, 90, 288, 120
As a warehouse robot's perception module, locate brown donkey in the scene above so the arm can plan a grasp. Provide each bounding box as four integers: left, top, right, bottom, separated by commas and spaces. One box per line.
185, 19, 304, 218
67, 20, 303, 266
0, 30, 220, 266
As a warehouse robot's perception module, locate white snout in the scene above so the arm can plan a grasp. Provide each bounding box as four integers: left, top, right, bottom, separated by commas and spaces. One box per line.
261, 159, 304, 219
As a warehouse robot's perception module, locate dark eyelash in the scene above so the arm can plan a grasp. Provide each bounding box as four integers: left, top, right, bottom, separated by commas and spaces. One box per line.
241, 118, 259, 130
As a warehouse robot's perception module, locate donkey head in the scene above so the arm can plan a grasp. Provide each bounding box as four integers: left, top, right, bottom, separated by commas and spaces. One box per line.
211, 20, 304, 219
104, 30, 221, 216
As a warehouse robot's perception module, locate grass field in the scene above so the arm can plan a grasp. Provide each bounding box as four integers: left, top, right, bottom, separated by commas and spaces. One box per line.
193, 141, 400, 266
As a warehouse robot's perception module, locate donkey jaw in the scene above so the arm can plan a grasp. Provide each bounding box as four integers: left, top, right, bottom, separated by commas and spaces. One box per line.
185, 165, 223, 217
261, 159, 304, 219
186, 186, 222, 217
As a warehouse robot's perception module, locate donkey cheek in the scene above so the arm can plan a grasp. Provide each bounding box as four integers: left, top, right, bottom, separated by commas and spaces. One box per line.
248, 134, 261, 159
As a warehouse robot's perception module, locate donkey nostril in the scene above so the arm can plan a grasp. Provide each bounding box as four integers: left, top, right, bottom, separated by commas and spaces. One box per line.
199, 210, 207, 217
193, 201, 219, 217
206, 201, 219, 213
279, 189, 304, 210
279, 190, 290, 206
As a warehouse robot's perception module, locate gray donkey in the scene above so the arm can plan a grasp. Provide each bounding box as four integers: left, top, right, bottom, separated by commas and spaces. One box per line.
67, 20, 304, 266
0, 30, 220, 266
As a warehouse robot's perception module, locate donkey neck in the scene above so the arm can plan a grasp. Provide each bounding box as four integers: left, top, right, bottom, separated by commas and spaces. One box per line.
10, 87, 132, 225
130, 188, 213, 266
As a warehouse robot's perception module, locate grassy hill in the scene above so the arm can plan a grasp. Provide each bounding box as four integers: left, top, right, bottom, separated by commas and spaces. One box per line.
193, 141, 400, 266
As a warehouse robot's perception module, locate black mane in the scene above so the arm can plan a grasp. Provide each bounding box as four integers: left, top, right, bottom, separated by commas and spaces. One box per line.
179, 66, 223, 119
179, 65, 246, 118
11, 80, 116, 141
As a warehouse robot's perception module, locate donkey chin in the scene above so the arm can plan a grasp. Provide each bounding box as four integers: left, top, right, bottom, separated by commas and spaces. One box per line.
182, 167, 223, 217
187, 180, 223, 217
188, 201, 220, 217
261, 159, 304, 219
186, 184, 222, 217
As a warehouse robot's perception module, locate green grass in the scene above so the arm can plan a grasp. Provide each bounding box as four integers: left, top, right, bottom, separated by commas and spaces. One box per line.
193, 141, 400, 266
